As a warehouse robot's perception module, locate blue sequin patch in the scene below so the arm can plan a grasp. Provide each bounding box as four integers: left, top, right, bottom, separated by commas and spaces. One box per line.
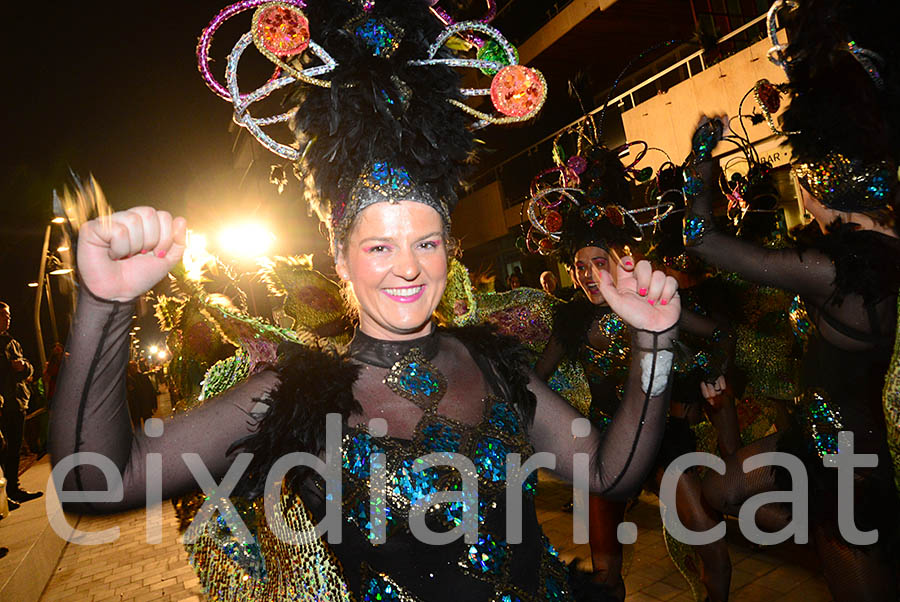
393, 360, 441, 399
363, 574, 402, 601
391, 457, 440, 504
211, 513, 267, 580
442, 491, 490, 528
683, 215, 706, 244
465, 532, 507, 575
473, 437, 511, 482
354, 19, 400, 57
343, 431, 384, 480
488, 401, 520, 435
347, 495, 393, 541
420, 421, 462, 453
371, 161, 412, 191
543, 536, 560, 558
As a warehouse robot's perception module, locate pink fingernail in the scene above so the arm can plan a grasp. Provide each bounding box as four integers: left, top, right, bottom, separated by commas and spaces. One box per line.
624, 260, 633, 268
639, 288, 647, 296
141, 250, 148, 255
157, 250, 166, 258
660, 299, 668, 306
648, 299, 655, 306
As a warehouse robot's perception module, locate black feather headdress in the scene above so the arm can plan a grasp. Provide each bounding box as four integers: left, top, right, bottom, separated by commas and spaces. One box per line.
199, 0, 547, 251
768, 0, 900, 211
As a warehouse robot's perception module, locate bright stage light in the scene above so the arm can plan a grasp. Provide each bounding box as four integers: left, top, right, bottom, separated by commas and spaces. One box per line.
219, 223, 275, 259
183, 230, 215, 280
157, 350, 169, 360
149, 345, 159, 354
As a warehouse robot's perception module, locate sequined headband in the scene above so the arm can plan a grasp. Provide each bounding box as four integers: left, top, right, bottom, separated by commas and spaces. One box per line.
198, 0, 548, 160
791, 152, 898, 212
330, 162, 450, 250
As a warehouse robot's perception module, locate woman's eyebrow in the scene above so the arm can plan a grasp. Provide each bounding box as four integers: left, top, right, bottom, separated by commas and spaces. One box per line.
358, 236, 394, 245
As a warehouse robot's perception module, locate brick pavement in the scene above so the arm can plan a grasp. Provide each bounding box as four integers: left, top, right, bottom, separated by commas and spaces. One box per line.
536, 472, 833, 602
39, 501, 204, 602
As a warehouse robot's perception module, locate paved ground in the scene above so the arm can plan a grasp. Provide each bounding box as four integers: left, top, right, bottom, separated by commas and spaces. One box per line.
35, 472, 833, 602
536, 473, 832, 602
38, 502, 204, 602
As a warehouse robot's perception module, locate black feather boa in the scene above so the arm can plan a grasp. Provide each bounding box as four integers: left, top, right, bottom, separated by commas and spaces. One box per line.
233, 325, 537, 498
232, 341, 361, 499
813, 220, 900, 305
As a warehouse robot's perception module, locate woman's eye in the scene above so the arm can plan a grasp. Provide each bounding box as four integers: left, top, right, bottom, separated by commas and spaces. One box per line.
418, 240, 438, 250
366, 245, 390, 253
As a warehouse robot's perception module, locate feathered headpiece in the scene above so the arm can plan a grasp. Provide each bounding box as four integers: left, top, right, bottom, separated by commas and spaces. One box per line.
198, 0, 547, 252
522, 117, 674, 266
766, 0, 900, 211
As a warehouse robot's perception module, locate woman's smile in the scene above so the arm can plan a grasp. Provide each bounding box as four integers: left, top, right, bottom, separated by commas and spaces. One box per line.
382, 285, 426, 303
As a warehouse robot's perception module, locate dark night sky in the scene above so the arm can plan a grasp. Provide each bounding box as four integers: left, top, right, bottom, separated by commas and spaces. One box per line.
2, 2, 326, 361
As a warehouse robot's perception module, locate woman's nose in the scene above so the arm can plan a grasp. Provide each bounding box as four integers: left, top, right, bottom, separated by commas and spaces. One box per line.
394, 247, 420, 280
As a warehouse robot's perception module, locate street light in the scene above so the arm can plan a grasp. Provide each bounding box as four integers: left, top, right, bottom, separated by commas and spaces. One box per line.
33, 216, 70, 369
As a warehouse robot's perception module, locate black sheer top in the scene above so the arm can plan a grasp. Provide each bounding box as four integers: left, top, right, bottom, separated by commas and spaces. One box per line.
49, 286, 677, 601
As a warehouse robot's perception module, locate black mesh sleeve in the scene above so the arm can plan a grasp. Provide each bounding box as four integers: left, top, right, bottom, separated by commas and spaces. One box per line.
49, 286, 279, 513
686, 161, 836, 306
527, 325, 677, 500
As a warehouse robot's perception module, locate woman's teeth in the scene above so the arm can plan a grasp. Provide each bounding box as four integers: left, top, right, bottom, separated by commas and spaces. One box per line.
384, 286, 424, 297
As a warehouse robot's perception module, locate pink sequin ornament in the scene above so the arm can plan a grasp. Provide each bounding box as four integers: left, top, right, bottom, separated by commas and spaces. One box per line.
490, 65, 545, 118
256, 5, 310, 57
605, 205, 625, 228
544, 210, 562, 232
566, 156, 587, 175
755, 81, 781, 113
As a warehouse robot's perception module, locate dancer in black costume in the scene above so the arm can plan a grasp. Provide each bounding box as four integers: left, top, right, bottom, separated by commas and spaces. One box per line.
532, 148, 732, 602
48, 1, 684, 600
682, 1, 900, 599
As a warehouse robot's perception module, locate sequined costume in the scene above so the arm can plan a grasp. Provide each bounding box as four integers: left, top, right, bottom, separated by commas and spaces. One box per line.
883, 294, 900, 494
50, 287, 677, 602
436, 260, 592, 417
686, 189, 900, 544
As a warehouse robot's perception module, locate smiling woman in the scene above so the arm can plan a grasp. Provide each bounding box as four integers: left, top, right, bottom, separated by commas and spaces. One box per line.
48, 1, 682, 601
337, 201, 449, 340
